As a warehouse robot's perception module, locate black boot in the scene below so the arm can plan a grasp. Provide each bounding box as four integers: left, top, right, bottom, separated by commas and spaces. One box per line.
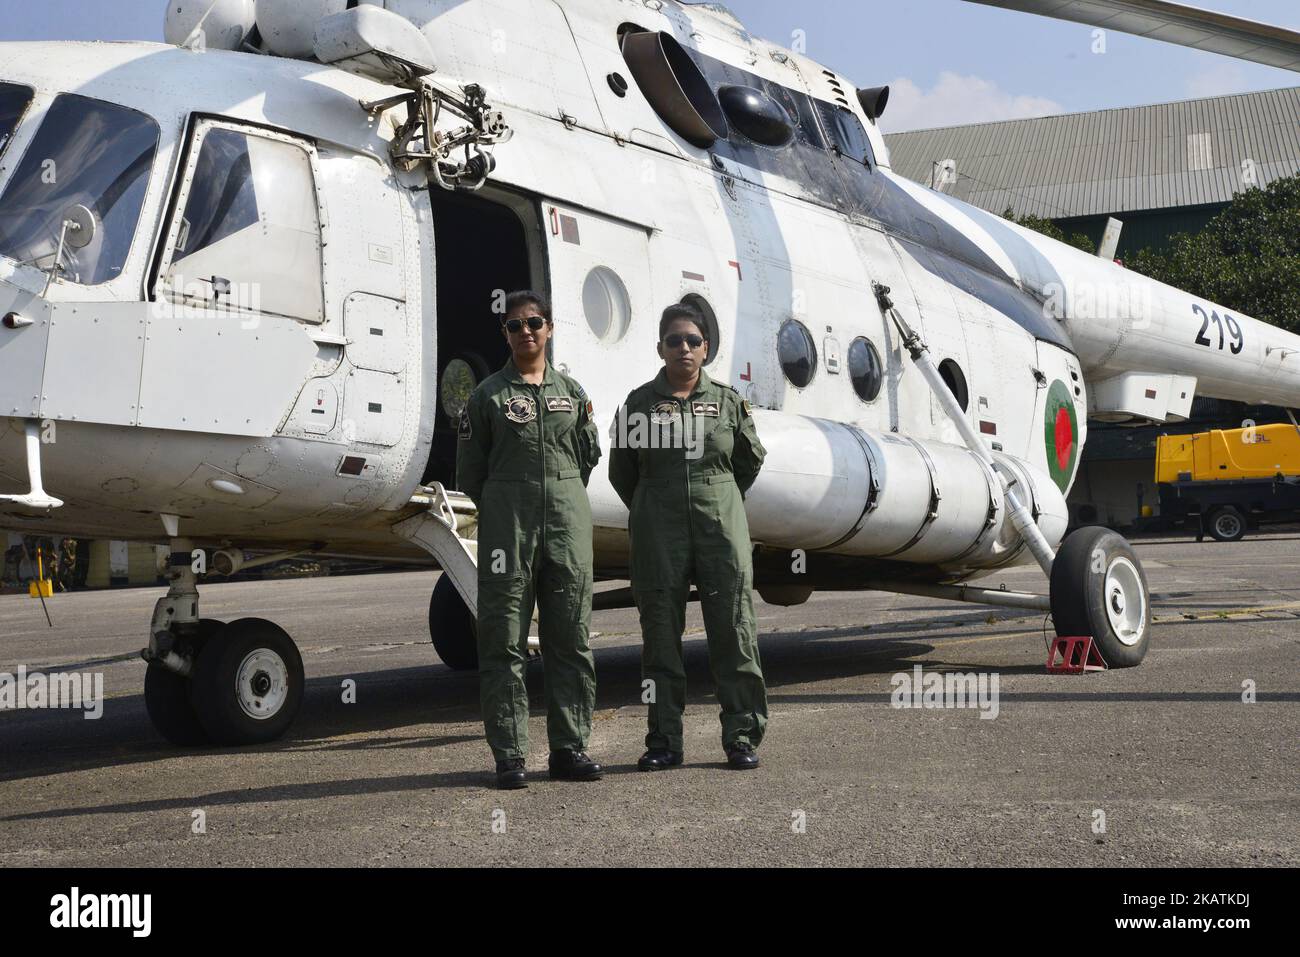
724, 742, 760, 770
637, 748, 684, 771
548, 749, 603, 781
495, 757, 527, 790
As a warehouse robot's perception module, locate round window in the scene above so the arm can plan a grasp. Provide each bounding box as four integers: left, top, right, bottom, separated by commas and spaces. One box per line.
848, 337, 883, 402
778, 319, 817, 388
440, 356, 482, 422
939, 358, 969, 411
679, 293, 719, 366
582, 266, 631, 343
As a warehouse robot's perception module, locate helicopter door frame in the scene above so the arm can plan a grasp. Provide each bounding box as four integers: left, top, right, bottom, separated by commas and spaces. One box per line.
138, 116, 325, 437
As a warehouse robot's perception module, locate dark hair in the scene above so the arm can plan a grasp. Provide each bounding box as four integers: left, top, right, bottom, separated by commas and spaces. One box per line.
658, 302, 707, 341
502, 289, 552, 323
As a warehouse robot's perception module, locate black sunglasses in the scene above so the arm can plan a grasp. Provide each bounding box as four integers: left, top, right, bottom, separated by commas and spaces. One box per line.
504, 316, 548, 334
664, 333, 705, 349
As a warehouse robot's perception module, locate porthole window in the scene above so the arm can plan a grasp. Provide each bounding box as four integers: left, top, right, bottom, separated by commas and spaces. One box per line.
582, 265, 631, 343
848, 337, 882, 402
680, 293, 719, 366
440, 356, 480, 422
939, 358, 969, 411
778, 319, 817, 388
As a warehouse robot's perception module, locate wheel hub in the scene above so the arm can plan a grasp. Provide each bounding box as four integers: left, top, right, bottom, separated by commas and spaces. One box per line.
235, 649, 289, 720
1103, 557, 1147, 646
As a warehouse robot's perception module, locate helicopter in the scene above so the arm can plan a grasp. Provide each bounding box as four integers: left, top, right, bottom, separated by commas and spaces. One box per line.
1, 0, 1298, 746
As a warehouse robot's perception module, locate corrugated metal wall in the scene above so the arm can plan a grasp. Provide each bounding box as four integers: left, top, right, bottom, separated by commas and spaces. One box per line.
885, 86, 1300, 219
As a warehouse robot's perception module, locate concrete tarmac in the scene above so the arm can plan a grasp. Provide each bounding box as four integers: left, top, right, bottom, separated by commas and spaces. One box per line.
0, 532, 1296, 867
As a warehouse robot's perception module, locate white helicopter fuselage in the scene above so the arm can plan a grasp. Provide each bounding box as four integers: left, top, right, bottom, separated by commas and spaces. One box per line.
2, 0, 1299, 587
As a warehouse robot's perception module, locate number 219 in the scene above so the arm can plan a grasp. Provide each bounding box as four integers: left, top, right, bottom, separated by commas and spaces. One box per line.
1193, 304, 1243, 354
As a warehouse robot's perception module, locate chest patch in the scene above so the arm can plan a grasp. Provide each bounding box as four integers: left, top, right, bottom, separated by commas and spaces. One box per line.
650, 400, 680, 425
505, 395, 537, 424
545, 396, 574, 413
692, 401, 721, 417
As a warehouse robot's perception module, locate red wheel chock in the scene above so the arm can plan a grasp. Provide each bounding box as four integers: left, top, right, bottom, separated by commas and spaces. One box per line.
1046, 636, 1108, 674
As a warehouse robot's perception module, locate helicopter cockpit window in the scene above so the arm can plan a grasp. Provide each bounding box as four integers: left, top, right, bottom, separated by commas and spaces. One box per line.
160, 125, 324, 324
0, 82, 34, 158
0, 93, 158, 286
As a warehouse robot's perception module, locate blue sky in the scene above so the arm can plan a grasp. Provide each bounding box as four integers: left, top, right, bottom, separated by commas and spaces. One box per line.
1, 0, 1296, 131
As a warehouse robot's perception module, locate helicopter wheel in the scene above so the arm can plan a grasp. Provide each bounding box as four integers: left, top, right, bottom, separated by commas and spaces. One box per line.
143, 618, 222, 746
1049, 526, 1151, 668
190, 618, 304, 745
428, 574, 479, 670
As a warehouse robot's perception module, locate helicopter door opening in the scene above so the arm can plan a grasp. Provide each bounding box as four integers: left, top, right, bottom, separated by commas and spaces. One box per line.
422, 188, 539, 487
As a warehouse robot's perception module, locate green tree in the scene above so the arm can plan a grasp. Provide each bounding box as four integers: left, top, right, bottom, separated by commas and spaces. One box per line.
1125, 174, 1300, 335
1001, 207, 1095, 254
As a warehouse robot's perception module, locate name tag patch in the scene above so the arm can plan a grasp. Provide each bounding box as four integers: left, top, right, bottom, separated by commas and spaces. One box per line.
546, 396, 574, 413
692, 401, 721, 417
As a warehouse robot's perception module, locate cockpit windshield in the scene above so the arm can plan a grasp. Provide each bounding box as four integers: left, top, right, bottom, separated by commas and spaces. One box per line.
0, 93, 159, 286
0, 82, 33, 158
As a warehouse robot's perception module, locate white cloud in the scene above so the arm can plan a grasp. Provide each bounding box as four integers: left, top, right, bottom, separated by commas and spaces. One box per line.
879, 72, 1064, 133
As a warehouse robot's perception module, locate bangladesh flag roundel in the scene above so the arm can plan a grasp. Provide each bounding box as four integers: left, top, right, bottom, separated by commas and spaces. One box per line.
1044, 379, 1078, 492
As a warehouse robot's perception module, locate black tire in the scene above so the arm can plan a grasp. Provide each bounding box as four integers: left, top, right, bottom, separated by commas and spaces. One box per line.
144, 664, 208, 745
1207, 505, 1247, 542
1050, 526, 1151, 668
429, 574, 478, 670
191, 618, 304, 745
143, 619, 222, 746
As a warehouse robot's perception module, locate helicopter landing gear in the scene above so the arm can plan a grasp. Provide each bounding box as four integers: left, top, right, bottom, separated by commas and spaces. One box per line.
1049, 526, 1151, 668
142, 538, 304, 746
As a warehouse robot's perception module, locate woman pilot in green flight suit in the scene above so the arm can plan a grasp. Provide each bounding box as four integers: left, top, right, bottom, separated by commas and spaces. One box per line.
609, 303, 769, 771
456, 290, 604, 790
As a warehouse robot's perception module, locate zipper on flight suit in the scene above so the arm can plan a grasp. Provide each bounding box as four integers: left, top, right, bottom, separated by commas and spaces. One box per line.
683, 395, 693, 552
535, 379, 546, 558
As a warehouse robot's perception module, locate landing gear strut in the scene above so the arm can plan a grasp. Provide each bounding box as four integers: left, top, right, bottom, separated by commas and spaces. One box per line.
141, 537, 305, 745
875, 285, 1152, 667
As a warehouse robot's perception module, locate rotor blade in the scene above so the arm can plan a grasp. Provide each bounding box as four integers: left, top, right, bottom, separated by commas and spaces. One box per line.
964, 0, 1300, 71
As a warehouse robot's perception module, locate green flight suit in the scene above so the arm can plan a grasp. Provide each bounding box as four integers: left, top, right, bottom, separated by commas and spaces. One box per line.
608, 368, 768, 753
456, 359, 602, 762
